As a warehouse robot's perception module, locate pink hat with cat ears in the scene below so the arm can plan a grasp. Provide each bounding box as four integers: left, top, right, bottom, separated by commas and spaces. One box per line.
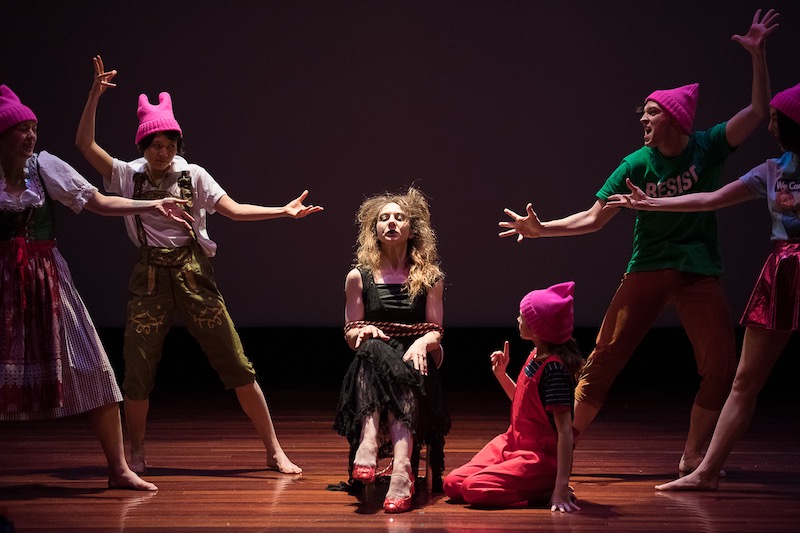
519, 281, 575, 345
135, 92, 182, 144
0, 84, 37, 135
771, 83, 800, 125
645, 83, 699, 135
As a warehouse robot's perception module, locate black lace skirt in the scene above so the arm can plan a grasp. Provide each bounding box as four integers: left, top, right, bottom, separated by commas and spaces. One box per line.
334, 338, 450, 462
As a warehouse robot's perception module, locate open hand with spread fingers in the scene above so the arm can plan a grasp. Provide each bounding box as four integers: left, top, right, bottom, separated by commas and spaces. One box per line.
499, 203, 544, 242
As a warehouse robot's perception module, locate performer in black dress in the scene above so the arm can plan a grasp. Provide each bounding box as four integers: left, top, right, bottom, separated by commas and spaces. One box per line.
334, 187, 449, 513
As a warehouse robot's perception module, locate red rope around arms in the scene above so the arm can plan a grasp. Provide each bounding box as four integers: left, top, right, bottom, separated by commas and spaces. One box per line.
344, 321, 445, 368
344, 321, 443, 337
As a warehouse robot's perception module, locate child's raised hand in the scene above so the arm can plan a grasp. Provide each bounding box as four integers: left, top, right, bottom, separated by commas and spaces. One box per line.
490, 340, 510, 377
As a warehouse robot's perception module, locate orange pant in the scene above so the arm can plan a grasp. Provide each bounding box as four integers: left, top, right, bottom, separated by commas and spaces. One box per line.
575, 270, 736, 411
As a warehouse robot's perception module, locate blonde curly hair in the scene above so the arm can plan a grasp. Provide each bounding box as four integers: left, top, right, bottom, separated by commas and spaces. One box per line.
354, 187, 444, 300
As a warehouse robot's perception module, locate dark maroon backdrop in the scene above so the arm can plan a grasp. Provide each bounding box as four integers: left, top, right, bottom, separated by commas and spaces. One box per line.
3, 1, 798, 329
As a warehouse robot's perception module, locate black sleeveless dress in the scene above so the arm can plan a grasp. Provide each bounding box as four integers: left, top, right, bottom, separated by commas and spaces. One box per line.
334, 267, 450, 480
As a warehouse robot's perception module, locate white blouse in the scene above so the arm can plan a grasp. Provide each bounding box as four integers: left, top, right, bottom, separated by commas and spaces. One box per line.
0, 151, 97, 213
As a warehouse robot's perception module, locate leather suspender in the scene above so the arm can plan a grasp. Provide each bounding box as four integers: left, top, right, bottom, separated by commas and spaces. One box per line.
132, 170, 196, 246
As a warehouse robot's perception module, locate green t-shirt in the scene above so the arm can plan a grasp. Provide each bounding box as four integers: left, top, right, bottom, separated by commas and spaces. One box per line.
596, 122, 732, 275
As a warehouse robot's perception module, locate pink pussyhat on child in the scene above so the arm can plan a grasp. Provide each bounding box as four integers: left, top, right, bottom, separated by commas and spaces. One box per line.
0, 84, 37, 135
771, 83, 800, 125
519, 281, 575, 345
645, 83, 699, 135
135, 92, 182, 144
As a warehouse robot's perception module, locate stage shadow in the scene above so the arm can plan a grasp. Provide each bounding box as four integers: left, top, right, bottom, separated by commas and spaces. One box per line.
0, 483, 106, 500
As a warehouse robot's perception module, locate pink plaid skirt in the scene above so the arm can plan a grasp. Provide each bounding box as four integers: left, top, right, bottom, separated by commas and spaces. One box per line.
741, 241, 800, 332
1, 240, 122, 421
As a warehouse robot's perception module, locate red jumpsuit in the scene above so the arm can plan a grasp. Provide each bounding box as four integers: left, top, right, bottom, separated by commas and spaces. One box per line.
444, 352, 563, 506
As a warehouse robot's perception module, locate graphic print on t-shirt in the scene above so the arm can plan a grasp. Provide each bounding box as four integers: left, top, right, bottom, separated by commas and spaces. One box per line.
644, 164, 700, 198
775, 177, 800, 239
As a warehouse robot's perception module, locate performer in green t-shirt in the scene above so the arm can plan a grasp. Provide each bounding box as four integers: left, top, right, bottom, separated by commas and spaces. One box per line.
605, 82, 800, 491
498, 9, 778, 475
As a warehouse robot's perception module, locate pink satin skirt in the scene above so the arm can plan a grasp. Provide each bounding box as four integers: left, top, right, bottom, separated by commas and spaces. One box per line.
741, 240, 800, 332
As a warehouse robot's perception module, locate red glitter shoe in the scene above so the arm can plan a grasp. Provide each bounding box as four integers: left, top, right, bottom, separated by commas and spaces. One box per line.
352, 465, 376, 483
383, 472, 415, 514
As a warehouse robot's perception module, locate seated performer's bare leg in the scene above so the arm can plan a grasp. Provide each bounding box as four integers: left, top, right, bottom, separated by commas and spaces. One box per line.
385, 413, 414, 501
354, 411, 379, 469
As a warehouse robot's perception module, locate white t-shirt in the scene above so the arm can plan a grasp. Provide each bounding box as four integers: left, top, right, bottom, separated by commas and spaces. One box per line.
739, 151, 800, 241
107, 155, 227, 257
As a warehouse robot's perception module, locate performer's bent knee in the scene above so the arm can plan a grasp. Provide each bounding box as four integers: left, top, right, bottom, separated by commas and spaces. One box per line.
217, 361, 257, 390
443, 476, 464, 501
573, 379, 608, 409
574, 393, 603, 410
123, 380, 154, 401
462, 486, 523, 507
224, 373, 257, 390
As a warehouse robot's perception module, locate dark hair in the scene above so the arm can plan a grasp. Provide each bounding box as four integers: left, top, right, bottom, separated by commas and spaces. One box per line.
776, 110, 800, 154
137, 130, 185, 155
536, 338, 585, 382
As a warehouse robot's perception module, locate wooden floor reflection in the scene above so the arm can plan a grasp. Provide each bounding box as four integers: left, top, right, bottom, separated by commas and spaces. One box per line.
1, 387, 799, 532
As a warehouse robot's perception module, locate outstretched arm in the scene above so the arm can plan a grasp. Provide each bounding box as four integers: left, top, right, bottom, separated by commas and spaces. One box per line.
84, 192, 194, 228
76, 55, 116, 179
214, 190, 324, 221
726, 8, 779, 147
499, 199, 618, 242
604, 178, 756, 212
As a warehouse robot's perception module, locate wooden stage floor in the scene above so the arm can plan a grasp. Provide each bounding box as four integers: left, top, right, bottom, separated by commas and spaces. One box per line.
1, 386, 798, 532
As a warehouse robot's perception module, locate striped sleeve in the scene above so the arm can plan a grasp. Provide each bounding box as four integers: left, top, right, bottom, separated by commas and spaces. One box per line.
540, 361, 574, 411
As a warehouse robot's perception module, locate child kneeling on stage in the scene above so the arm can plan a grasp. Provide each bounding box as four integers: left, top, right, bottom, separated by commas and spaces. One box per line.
444, 282, 583, 512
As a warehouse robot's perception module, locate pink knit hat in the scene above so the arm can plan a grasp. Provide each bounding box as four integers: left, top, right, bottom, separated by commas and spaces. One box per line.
645, 83, 699, 135
771, 83, 800, 125
135, 92, 182, 144
0, 84, 37, 135
519, 281, 575, 344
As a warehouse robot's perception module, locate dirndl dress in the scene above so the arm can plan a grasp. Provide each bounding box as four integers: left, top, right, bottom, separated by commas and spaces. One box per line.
0, 152, 122, 421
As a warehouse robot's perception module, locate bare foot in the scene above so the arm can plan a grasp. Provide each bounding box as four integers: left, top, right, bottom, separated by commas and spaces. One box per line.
267, 451, 302, 474
655, 469, 719, 491
108, 469, 158, 491
129, 450, 147, 475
